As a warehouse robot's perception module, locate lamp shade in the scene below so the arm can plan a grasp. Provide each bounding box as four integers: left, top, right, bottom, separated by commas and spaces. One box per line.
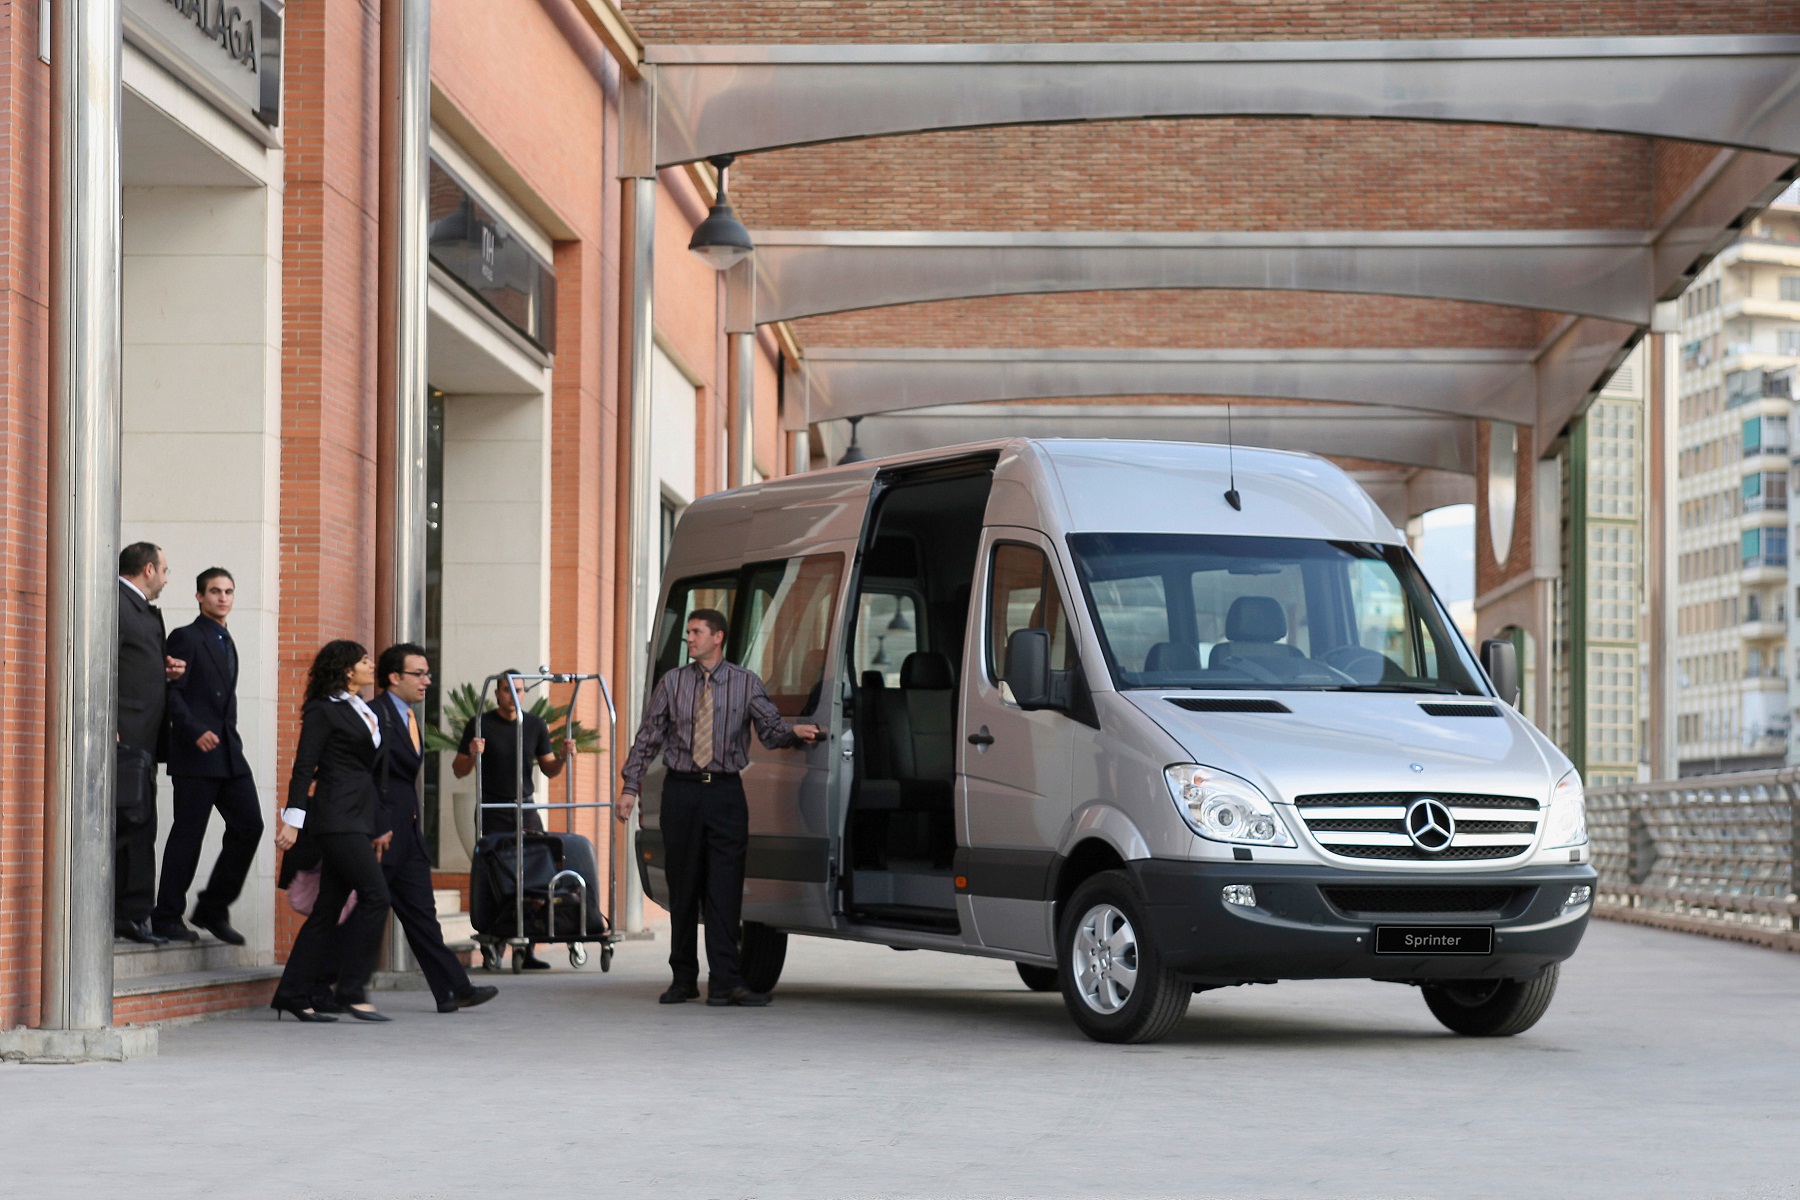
688, 200, 755, 270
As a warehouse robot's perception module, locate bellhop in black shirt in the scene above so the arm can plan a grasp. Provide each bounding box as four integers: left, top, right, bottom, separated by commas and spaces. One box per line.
155, 569, 264, 943
452, 675, 573, 835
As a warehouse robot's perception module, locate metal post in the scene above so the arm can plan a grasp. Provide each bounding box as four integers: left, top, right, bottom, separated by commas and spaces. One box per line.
731, 332, 755, 487
616, 68, 658, 936
378, 0, 430, 975
789, 430, 810, 474
44, 0, 122, 1032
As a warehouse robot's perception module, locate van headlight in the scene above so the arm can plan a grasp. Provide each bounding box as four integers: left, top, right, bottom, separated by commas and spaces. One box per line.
1164, 765, 1295, 847
1545, 770, 1588, 848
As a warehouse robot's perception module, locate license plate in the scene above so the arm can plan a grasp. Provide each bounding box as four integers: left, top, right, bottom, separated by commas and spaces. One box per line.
1373, 925, 1493, 955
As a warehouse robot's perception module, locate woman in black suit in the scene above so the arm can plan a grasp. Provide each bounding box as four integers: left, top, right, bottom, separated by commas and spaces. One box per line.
271, 640, 395, 1022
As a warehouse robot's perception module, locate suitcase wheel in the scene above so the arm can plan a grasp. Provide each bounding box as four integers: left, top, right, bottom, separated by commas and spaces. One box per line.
601, 945, 613, 973
569, 943, 588, 969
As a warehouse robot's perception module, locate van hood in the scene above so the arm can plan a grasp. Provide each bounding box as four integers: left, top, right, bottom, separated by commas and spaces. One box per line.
1121, 691, 1561, 805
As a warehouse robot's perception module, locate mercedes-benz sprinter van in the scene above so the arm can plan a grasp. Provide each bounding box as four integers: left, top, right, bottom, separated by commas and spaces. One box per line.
636, 439, 1593, 1044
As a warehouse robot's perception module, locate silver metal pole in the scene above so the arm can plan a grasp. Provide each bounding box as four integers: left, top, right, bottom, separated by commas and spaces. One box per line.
384, 0, 430, 976
789, 429, 810, 475
622, 173, 655, 934
731, 331, 755, 488
44, 0, 122, 1032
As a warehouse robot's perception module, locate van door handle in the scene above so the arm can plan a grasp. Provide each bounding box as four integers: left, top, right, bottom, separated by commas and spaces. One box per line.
967, 727, 995, 747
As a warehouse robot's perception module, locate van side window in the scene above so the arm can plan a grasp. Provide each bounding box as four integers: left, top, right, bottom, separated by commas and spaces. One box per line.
738, 554, 844, 716
652, 573, 738, 687
987, 543, 1075, 681
852, 591, 922, 688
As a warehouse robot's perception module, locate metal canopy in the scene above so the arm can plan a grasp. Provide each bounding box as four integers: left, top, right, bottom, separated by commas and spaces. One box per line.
789, 348, 1540, 428
646, 36, 1800, 165
850, 403, 1479, 475
752, 230, 1658, 324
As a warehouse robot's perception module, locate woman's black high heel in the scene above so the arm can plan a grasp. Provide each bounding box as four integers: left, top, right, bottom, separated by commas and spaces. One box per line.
345, 1005, 392, 1023
272, 997, 337, 1023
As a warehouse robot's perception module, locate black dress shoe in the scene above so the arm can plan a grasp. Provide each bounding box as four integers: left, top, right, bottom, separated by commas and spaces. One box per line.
516, 950, 551, 971
706, 986, 771, 1008
344, 1005, 392, 1022
115, 920, 168, 946
312, 998, 349, 1014
438, 985, 499, 1013
271, 997, 337, 1023
152, 920, 199, 943
659, 982, 701, 1004
191, 914, 245, 946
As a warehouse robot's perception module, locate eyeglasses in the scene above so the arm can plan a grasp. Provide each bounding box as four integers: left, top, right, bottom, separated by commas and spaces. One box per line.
400, 670, 433, 680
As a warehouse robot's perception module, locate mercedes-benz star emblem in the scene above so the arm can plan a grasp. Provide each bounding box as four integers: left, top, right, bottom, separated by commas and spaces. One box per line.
1404, 797, 1455, 853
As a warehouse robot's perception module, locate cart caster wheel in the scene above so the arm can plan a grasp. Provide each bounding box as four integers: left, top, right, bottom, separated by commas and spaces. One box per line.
479, 943, 499, 973
511, 952, 524, 975
570, 944, 588, 969
601, 946, 613, 973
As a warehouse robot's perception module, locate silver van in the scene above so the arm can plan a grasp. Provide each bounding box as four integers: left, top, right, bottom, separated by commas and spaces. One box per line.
637, 439, 1593, 1043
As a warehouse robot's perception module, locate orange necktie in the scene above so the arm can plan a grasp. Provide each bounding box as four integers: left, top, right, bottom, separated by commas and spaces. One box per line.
407, 707, 421, 753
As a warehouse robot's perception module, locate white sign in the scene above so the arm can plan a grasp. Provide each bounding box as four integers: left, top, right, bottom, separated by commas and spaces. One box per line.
123, 0, 280, 127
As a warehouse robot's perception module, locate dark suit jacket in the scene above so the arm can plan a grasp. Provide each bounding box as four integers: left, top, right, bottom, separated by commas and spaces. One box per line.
117, 580, 169, 757
285, 697, 385, 836
373, 692, 425, 854
164, 617, 251, 779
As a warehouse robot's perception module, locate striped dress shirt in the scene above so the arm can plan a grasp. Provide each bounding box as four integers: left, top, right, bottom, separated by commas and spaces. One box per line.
620, 659, 802, 794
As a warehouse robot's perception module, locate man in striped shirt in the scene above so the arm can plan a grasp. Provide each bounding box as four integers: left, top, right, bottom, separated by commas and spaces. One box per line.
618, 608, 821, 1006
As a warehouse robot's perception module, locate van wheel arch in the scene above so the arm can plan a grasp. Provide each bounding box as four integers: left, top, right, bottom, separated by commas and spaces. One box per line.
1053, 838, 1131, 929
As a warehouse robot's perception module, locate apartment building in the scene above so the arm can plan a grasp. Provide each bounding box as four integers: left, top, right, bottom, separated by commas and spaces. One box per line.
1671, 188, 1800, 774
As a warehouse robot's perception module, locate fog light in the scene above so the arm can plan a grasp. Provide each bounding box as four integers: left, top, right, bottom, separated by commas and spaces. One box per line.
1562, 885, 1592, 912
1222, 884, 1257, 908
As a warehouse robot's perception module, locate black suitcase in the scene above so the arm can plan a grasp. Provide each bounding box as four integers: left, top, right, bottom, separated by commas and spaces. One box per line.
471, 832, 606, 941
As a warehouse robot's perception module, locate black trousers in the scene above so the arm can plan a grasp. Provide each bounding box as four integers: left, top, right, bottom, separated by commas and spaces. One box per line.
661, 774, 748, 991
276, 831, 391, 1006
383, 831, 473, 1004
154, 772, 264, 927
114, 769, 158, 925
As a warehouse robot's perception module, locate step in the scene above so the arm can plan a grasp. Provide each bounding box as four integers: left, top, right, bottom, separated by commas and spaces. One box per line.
114, 964, 284, 999
433, 888, 461, 917
113, 937, 253, 981
439, 911, 475, 944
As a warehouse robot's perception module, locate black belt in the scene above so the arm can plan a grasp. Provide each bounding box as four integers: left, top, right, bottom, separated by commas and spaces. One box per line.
667, 769, 739, 784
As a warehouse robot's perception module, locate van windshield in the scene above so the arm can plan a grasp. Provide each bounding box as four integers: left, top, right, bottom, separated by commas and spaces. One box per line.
1067, 533, 1486, 695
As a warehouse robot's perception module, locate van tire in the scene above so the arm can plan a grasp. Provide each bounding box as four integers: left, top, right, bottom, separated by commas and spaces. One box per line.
1015, 963, 1059, 992
1058, 870, 1191, 1044
739, 921, 788, 994
1422, 963, 1559, 1037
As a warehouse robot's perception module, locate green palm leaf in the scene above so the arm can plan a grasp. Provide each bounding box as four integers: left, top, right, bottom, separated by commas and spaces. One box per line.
422, 680, 602, 756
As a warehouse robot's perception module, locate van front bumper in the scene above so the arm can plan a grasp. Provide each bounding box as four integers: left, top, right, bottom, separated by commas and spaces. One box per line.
1127, 859, 1595, 986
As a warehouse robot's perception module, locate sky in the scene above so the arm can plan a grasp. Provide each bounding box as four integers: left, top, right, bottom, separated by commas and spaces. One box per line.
1413, 503, 1476, 638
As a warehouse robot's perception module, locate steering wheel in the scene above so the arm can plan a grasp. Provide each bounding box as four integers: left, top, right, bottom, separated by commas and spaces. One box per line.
1316, 644, 1390, 685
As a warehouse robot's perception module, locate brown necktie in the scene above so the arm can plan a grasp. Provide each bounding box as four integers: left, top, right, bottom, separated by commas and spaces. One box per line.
693, 675, 714, 770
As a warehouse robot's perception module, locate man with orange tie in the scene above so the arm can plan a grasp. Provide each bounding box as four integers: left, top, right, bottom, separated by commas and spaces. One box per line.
617, 609, 822, 1007
365, 643, 497, 1014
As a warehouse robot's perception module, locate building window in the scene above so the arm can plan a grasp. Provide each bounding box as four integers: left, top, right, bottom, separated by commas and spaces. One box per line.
1780, 275, 1800, 302
1779, 329, 1800, 357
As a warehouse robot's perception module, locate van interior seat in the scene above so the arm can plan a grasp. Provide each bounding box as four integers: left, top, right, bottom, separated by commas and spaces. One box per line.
893, 651, 956, 787
1144, 641, 1201, 674
1208, 596, 1306, 670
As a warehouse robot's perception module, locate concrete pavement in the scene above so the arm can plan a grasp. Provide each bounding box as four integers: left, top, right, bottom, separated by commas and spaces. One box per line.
3, 918, 1799, 1199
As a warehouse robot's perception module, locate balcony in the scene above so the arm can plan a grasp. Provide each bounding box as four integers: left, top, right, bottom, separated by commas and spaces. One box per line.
1723, 296, 1800, 323
1740, 560, 1788, 585
1740, 617, 1789, 641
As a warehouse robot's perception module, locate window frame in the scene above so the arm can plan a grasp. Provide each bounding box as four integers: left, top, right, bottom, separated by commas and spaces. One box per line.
984, 538, 1077, 686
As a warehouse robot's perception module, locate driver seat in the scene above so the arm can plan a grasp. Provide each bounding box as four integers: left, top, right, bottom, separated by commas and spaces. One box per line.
1209, 596, 1305, 671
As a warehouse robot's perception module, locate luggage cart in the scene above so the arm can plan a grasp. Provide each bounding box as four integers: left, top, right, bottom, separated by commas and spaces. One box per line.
470, 669, 621, 973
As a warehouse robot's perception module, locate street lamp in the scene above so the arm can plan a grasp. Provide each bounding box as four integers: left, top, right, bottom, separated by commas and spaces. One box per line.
837, 415, 868, 465
687, 154, 754, 270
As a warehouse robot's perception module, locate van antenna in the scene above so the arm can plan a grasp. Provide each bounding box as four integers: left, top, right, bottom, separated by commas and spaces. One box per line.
1224, 403, 1242, 511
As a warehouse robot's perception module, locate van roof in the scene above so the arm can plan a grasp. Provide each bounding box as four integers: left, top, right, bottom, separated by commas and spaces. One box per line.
705, 437, 1403, 547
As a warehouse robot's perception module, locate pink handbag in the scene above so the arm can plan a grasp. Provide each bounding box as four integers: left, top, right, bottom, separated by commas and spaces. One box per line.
286, 866, 359, 925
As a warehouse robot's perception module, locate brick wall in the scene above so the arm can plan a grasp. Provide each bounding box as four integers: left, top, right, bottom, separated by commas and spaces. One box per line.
796, 290, 1544, 350
736, 120, 1653, 232
0, 0, 48, 1030
623, 0, 1800, 43
276, 0, 384, 955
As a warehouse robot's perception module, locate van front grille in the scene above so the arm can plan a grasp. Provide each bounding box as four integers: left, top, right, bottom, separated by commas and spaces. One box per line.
1321, 886, 1520, 917
1293, 792, 1540, 862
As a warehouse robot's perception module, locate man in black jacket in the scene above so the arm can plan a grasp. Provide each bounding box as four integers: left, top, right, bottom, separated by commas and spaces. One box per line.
153, 568, 263, 945
369, 643, 497, 1013
116, 542, 186, 944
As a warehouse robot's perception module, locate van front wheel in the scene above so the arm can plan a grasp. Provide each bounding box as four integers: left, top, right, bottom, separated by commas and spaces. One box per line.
1421, 964, 1559, 1036
739, 921, 788, 994
1058, 871, 1190, 1044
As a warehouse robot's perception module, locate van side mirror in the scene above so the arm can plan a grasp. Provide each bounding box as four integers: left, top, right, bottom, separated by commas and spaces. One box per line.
1003, 628, 1053, 710
1480, 638, 1520, 707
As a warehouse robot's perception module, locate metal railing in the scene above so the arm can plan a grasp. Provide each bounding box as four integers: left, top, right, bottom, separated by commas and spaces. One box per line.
1587, 771, 1800, 949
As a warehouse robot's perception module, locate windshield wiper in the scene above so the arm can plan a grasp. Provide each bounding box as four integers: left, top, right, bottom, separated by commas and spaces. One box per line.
1324, 683, 1467, 694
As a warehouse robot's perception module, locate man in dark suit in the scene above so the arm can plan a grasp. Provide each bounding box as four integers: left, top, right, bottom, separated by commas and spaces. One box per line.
370, 643, 497, 1013
116, 542, 186, 945
153, 567, 263, 944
